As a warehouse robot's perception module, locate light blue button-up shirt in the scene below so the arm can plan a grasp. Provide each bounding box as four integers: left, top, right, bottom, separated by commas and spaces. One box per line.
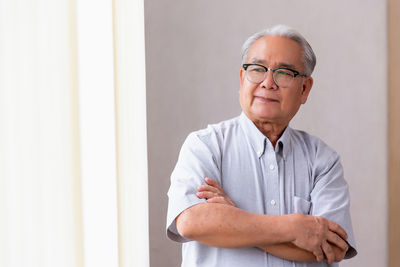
167, 113, 357, 267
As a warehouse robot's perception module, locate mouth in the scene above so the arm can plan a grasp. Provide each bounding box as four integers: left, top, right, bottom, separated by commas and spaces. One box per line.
254, 96, 280, 103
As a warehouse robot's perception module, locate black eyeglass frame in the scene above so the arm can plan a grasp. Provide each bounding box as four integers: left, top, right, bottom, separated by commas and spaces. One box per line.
242, 63, 308, 83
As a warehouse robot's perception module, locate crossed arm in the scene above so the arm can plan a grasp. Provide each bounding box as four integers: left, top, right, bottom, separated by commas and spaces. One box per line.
176, 178, 348, 264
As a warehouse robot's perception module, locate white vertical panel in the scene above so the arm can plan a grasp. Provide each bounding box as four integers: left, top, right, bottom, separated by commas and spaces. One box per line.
75, 0, 119, 267
0, 0, 82, 266
113, 0, 149, 266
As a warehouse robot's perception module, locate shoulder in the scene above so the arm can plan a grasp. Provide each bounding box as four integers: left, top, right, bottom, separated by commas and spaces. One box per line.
290, 128, 344, 185
290, 128, 339, 161
290, 128, 341, 180
185, 115, 241, 149
175, 116, 241, 179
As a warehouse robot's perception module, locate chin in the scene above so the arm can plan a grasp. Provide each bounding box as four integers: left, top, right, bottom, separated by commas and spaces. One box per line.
251, 109, 277, 119
249, 112, 277, 123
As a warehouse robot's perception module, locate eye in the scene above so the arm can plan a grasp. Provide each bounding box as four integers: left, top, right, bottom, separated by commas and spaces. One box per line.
276, 69, 294, 76
249, 66, 265, 73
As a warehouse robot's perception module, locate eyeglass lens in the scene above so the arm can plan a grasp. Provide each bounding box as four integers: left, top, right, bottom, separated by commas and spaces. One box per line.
246, 65, 295, 88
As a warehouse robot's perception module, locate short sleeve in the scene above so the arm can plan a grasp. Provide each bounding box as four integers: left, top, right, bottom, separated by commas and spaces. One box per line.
310, 150, 357, 259
166, 131, 221, 243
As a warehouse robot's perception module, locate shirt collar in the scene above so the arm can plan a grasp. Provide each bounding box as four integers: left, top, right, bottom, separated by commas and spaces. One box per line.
239, 112, 292, 159
276, 126, 292, 160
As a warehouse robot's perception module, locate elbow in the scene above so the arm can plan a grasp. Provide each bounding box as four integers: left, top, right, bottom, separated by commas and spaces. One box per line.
176, 209, 198, 240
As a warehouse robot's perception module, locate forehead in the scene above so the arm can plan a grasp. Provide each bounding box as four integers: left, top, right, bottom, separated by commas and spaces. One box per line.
247, 36, 304, 69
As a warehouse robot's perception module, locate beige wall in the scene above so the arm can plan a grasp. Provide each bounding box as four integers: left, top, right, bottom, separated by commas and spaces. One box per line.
389, 0, 400, 266
145, 1, 388, 266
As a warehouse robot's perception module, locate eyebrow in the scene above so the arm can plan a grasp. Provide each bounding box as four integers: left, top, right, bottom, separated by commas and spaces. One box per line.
276, 62, 297, 70
249, 59, 297, 70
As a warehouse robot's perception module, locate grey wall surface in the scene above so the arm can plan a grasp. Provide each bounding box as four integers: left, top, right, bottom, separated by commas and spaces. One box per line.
145, 1, 387, 266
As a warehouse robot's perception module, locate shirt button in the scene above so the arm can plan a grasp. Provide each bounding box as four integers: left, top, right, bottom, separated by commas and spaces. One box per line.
269, 164, 275, 170
270, 200, 276, 206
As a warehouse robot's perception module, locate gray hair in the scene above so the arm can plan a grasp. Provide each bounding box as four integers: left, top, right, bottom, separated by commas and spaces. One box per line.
241, 25, 316, 76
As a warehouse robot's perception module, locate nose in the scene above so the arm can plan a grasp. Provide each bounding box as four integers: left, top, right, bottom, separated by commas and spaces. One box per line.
260, 70, 278, 89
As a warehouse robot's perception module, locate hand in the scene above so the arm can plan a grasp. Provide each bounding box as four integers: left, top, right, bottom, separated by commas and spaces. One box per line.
289, 213, 349, 264
196, 177, 236, 207
332, 243, 347, 262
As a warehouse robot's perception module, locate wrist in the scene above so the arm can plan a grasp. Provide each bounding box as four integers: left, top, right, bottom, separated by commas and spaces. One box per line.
282, 213, 298, 243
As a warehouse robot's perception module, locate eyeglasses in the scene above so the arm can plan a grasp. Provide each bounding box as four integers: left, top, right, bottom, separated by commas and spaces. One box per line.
242, 63, 307, 88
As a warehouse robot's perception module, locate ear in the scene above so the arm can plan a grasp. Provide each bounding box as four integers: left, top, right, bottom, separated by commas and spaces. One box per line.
239, 67, 245, 88
300, 76, 313, 104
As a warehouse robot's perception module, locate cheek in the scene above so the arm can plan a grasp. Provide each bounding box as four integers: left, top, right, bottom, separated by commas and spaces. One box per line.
241, 82, 257, 98
282, 92, 303, 111
239, 86, 254, 112
239, 86, 250, 102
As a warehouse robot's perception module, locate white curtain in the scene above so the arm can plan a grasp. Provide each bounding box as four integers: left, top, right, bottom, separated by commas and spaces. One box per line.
113, 0, 149, 266
0, 0, 148, 266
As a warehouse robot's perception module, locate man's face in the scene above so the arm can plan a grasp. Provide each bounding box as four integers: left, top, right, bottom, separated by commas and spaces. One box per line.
239, 36, 313, 127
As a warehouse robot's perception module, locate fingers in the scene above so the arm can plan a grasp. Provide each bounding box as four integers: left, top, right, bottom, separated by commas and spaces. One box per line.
204, 177, 217, 185
312, 246, 324, 262
197, 177, 236, 207
327, 231, 348, 252
332, 243, 347, 262
328, 220, 348, 240
206, 195, 235, 206
197, 178, 222, 200
196, 191, 218, 199
321, 241, 335, 264
198, 184, 219, 193
206, 196, 227, 204
197, 191, 234, 206
199, 178, 223, 194
204, 177, 223, 191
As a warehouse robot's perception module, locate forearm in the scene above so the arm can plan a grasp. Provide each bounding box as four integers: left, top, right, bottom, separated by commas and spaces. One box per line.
176, 203, 293, 248
259, 243, 316, 262
259, 243, 346, 263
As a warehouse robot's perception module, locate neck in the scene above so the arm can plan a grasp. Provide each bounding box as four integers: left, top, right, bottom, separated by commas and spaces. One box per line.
252, 119, 287, 148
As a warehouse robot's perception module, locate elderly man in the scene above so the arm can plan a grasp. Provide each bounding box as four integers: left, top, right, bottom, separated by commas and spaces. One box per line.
166, 25, 357, 266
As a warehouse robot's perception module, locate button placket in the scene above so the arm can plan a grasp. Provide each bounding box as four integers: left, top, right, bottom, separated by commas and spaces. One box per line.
264, 140, 280, 215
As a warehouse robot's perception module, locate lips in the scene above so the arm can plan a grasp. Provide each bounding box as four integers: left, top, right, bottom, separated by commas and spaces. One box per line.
254, 96, 280, 103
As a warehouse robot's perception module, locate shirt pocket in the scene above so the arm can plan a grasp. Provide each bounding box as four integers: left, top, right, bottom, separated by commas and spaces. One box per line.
293, 196, 312, 214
